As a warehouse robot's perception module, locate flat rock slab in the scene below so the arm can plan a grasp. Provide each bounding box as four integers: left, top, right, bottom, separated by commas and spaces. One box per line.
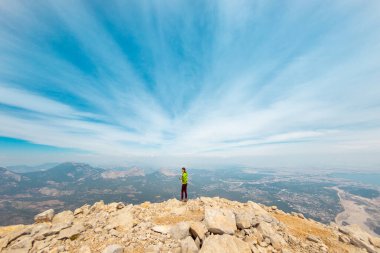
152, 225, 172, 234
204, 208, 236, 235
199, 234, 251, 253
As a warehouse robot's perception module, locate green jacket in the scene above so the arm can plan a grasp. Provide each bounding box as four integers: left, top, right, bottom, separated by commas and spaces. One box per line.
182, 172, 188, 184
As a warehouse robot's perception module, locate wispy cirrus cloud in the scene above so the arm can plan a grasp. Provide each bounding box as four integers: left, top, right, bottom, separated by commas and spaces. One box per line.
0, 0, 380, 168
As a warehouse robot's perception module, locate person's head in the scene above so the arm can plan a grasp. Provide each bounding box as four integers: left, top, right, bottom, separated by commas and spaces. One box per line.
182, 167, 186, 173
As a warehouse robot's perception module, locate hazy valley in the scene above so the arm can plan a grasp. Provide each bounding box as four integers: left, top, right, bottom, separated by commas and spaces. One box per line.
1, 163, 379, 237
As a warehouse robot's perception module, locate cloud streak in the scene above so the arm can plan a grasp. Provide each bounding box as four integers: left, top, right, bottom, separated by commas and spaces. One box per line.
0, 0, 380, 168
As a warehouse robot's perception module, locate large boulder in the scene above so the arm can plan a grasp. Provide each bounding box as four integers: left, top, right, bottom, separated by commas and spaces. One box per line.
170, 222, 190, 240
235, 212, 253, 229
199, 234, 251, 253
34, 209, 54, 223
204, 208, 236, 235
268, 233, 286, 250
190, 222, 208, 241
257, 221, 275, 238
181, 236, 199, 253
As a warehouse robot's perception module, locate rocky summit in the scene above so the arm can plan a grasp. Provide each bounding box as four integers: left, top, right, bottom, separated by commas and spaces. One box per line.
0, 197, 379, 253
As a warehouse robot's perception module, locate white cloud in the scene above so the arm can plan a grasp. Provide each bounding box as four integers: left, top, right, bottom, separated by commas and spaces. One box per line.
0, 1, 380, 168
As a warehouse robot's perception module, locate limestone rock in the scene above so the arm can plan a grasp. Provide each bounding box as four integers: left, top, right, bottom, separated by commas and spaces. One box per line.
8, 235, 33, 251
103, 244, 124, 253
235, 212, 253, 229
52, 210, 74, 225
350, 237, 377, 253
204, 207, 236, 235
199, 234, 251, 253
152, 225, 171, 234
108, 208, 133, 230
116, 202, 125, 209
74, 207, 83, 216
170, 222, 190, 240
145, 245, 161, 253
79, 245, 92, 253
190, 222, 208, 241
306, 235, 321, 243
181, 236, 199, 253
338, 226, 351, 235
257, 222, 275, 238
57, 224, 85, 240
194, 236, 201, 249
268, 233, 285, 250
34, 209, 54, 223
369, 236, 380, 248
339, 234, 350, 244
341, 224, 378, 253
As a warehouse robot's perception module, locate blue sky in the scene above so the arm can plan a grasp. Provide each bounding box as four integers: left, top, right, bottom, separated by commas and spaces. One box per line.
0, 1, 380, 168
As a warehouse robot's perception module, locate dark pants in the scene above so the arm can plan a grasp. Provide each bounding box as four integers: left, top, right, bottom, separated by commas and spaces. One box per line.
181, 184, 188, 200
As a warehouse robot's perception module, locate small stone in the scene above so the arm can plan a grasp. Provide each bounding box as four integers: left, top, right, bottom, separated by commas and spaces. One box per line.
74, 207, 83, 216
297, 213, 305, 219
319, 245, 328, 253
56, 245, 66, 252
369, 236, 380, 248
79, 245, 92, 253
339, 234, 350, 244
116, 202, 125, 209
110, 229, 120, 237
34, 209, 54, 223
152, 225, 171, 234
306, 235, 321, 243
102, 244, 124, 253
338, 227, 351, 235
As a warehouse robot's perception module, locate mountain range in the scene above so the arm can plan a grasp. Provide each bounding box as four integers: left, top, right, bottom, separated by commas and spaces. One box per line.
0, 162, 379, 237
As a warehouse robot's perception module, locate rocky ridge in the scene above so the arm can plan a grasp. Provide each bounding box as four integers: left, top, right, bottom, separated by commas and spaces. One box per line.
0, 197, 379, 253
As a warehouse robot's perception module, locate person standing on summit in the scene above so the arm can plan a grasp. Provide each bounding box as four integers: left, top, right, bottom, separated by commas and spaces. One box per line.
180, 167, 188, 202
